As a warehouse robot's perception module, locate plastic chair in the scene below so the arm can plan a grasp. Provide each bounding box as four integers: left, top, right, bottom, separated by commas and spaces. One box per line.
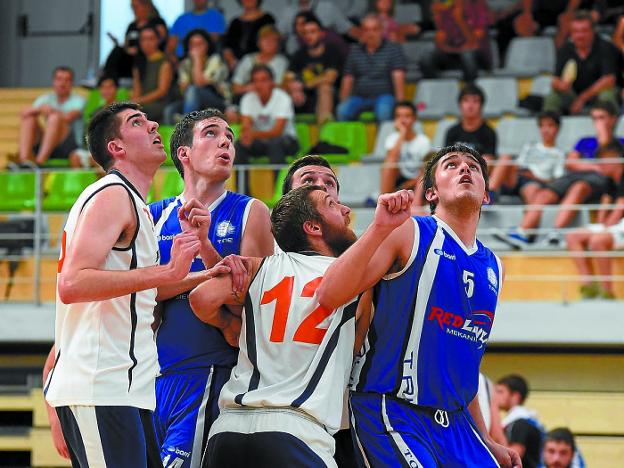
158, 125, 176, 165
475, 77, 519, 117
318, 121, 368, 162
295, 123, 311, 157
83, 88, 131, 124
42, 170, 98, 211
0, 171, 37, 211
497, 118, 540, 156
413, 79, 461, 119
495, 37, 556, 77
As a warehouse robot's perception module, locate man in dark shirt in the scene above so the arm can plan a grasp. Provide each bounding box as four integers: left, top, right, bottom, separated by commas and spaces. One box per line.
444, 83, 497, 163
495, 375, 544, 468
285, 13, 342, 124
337, 14, 406, 122
543, 10, 619, 115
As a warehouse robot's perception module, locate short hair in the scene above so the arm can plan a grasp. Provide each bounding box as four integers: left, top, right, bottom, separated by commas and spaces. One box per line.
282, 155, 339, 195
590, 100, 618, 116
422, 143, 489, 214
302, 12, 323, 29
97, 75, 119, 88
170, 108, 228, 178
53, 66, 74, 80
394, 100, 417, 117
597, 139, 624, 156
572, 10, 594, 25
139, 24, 162, 41
458, 83, 485, 105
237, 0, 263, 6
271, 185, 324, 253
545, 427, 576, 452
538, 110, 560, 127
497, 374, 529, 403
250, 63, 274, 81
182, 28, 214, 58
87, 102, 141, 171
258, 24, 280, 39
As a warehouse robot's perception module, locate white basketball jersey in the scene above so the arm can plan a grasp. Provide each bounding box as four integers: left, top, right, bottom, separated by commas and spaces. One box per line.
45, 170, 160, 410
219, 252, 358, 434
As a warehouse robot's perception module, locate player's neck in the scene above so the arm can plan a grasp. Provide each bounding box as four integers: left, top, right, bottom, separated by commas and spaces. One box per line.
112, 162, 155, 200
308, 239, 334, 257
434, 207, 479, 248
183, 175, 226, 206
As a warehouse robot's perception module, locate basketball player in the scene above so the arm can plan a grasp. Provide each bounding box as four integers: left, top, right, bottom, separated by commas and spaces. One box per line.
189, 186, 413, 467
149, 109, 274, 468
43, 102, 220, 468
318, 144, 522, 467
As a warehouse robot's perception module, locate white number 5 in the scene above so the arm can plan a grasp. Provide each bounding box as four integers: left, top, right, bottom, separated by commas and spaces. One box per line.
463, 270, 474, 298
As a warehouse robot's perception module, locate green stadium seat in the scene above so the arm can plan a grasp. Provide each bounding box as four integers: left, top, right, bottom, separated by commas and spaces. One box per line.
83, 88, 130, 124
160, 171, 184, 199
44, 159, 70, 168
359, 111, 376, 122
294, 113, 316, 124
158, 125, 176, 165
0, 171, 36, 211
266, 168, 289, 208
318, 121, 368, 162
295, 123, 311, 157
42, 170, 98, 211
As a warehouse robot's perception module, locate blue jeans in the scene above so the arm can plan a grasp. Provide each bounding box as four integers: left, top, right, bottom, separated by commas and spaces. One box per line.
336, 94, 395, 122
183, 85, 225, 114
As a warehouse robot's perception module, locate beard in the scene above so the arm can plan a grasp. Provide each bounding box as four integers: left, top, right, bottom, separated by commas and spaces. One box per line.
321, 219, 357, 257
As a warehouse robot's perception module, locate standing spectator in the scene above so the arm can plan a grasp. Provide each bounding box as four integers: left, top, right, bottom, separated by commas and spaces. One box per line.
369, 0, 421, 43
164, 29, 229, 123
102, 0, 167, 81
236, 65, 299, 165
285, 15, 342, 124
420, 0, 493, 82
542, 427, 586, 468
337, 14, 406, 122
166, 0, 226, 60
222, 0, 275, 72
18, 66, 85, 167
496, 374, 545, 468
444, 83, 497, 162
543, 11, 619, 115
132, 25, 175, 122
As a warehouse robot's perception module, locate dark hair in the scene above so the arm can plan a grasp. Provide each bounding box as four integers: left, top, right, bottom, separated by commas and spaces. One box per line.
170, 108, 228, 178
369, 0, 395, 16
282, 155, 339, 195
139, 24, 162, 42
302, 11, 323, 29
53, 66, 74, 80
250, 63, 274, 81
394, 100, 417, 117
87, 102, 141, 171
497, 374, 529, 404
544, 427, 576, 452
597, 139, 624, 156
422, 143, 489, 214
271, 185, 324, 253
182, 28, 214, 59
590, 100, 618, 116
537, 110, 560, 127
97, 75, 119, 88
572, 9, 594, 25
458, 83, 485, 105
237, 0, 263, 6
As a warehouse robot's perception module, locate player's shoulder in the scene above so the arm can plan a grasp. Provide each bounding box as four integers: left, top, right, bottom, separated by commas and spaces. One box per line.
148, 196, 177, 222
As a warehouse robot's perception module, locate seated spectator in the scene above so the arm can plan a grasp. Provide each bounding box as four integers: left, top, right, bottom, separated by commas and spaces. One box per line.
83, 76, 121, 125
379, 101, 431, 210
337, 14, 406, 122
102, 0, 167, 81
496, 374, 545, 468
444, 83, 497, 163
420, 0, 493, 83
231, 25, 289, 108
18, 66, 85, 167
542, 427, 586, 468
489, 111, 566, 205
488, 0, 532, 64
164, 29, 229, 123
284, 14, 342, 124
222, 0, 275, 72
166, 0, 226, 61
236, 65, 299, 165
132, 25, 175, 122
291, 11, 350, 62
543, 11, 619, 115
370, 0, 420, 43
498, 101, 624, 248
278, 0, 359, 56
566, 143, 624, 299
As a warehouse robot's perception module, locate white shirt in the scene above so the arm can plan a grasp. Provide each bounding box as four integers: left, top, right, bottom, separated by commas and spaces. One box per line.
240, 88, 297, 139
232, 53, 289, 86
516, 142, 566, 181
384, 131, 432, 179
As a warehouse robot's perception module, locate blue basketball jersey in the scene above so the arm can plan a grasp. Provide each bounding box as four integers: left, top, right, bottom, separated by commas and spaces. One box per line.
351, 216, 502, 411
149, 191, 254, 373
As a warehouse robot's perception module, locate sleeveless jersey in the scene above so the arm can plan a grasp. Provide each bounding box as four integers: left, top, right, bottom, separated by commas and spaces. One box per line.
351, 216, 502, 411
45, 170, 160, 410
149, 191, 253, 373
219, 252, 359, 434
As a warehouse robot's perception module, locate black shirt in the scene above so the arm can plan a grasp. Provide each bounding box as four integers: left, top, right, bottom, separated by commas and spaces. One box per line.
125, 17, 168, 50
223, 13, 275, 59
505, 419, 543, 468
444, 121, 498, 157
289, 42, 343, 88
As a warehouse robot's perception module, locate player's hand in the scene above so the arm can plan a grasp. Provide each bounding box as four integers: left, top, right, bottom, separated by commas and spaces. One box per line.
168, 232, 201, 280
488, 442, 522, 468
50, 415, 70, 459
178, 198, 211, 241
218, 254, 252, 295
373, 190, 414, 230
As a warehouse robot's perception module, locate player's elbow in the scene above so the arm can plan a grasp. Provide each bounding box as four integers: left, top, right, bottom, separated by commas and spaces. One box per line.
57, 274, 80, 304
316, 282, 341, 312
189, 288, 217, 324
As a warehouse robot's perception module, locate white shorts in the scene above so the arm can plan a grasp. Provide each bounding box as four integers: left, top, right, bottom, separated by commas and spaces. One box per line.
586, 221, 624, 249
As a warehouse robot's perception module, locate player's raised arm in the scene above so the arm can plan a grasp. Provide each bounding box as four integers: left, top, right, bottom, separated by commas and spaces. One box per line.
58, 185, 200, 304
317, 190, 414, 311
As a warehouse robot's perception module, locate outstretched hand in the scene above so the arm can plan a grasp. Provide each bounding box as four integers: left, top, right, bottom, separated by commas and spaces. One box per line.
217, 255, 253, 295
178, 198, 211, 241
374, 190, 414, 230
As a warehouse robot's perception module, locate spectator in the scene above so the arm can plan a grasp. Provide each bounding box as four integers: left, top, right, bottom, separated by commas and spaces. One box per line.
420, 0, 493, 83
497, 101, 624, 248
236, 64, 299, 165
164, 29, 229, 123
543, 10, 619, 115
444, 83, 497, 163
542, 427, 586, 468
496, 374, 545, 468
285, 14, 342, 124
337, 14, 406, 122
370, 0, 421, 43
166, 0, 226, 60
566, 142, 624, 299
527, 1, 590, 48
132, 25, 175, 122
488, 0, 531, 63
278, 0, 359, 55
222, 0, 275, 72
379, 101, 431, 210
489, 111, 566, 205
101, 0, 167, 81
18, 66, 85, 167
231, 25, 289, 106
478, 373, 508, 446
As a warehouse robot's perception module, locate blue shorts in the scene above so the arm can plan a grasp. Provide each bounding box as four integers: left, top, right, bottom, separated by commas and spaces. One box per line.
153, 366, 232, 468
350, 393, 500, 468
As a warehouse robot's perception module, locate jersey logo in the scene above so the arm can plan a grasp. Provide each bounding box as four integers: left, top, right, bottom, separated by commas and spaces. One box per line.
216, 221, 236, 237
434, 248, 456, 261
427, 306, 493, 349
487, 267, 498, 291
